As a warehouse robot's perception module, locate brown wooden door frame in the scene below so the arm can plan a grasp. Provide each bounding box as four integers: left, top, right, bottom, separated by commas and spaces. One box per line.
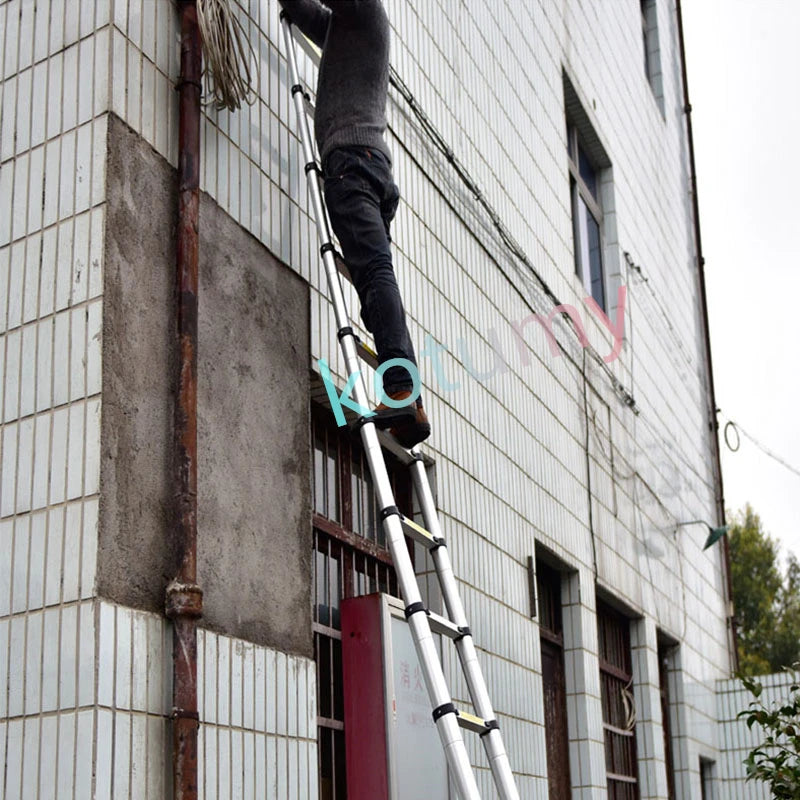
541, 636, 572, 799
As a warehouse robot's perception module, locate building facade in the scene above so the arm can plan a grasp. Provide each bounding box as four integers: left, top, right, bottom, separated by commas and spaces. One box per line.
0, 0, 746, 797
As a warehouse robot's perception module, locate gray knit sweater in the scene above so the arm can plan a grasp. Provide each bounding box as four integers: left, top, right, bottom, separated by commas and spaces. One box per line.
278, 0, 391, 165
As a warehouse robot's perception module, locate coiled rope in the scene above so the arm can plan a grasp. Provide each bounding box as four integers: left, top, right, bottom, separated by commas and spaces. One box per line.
197, 0, 258, 111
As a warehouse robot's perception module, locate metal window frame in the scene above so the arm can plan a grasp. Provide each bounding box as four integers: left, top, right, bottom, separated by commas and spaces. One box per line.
641, 0, 666, 117
311, 405, 414, 799
567, 124, 606, 307
641, 0, 652, 80
699, 757, 717, 800
536, 560, 564, 646
597, 601, 640, 798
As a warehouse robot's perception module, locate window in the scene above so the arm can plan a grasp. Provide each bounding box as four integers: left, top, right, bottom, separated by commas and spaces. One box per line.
537, 561, 572, 799
597, 601, 639, 800
311, 405, 414, 799
641, 0, 665, 113
567, 123, 606, 311
658, 638, 677, 800
564, 74, 617, 314
641, 0, 652, 79
700, 758, 716, 800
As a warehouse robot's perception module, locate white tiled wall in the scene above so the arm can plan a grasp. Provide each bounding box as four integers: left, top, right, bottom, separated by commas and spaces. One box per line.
2, 0, 733, 796
717, 672, 799, 800
0, 0, 317, 796
2, 0, 108, 793
197, 628, 318, 800
0, 598, 315, 799
561, 569, 606, 797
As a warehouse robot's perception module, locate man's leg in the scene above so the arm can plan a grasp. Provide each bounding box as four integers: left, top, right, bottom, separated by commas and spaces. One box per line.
322, 147, 430, 447
323, 147, 420, 401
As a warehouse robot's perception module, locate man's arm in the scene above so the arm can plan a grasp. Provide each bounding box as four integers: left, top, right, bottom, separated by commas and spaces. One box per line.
278, 0, 330, 48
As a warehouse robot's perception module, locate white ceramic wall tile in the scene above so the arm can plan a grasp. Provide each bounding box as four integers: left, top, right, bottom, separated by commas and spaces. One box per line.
1, 75, 18, 162
2, 5, 112, 792
14, 65, 31, 154
0, 0, 740, 795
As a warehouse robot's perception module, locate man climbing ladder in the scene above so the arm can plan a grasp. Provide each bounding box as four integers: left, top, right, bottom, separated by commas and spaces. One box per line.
281, 6, 522, 798
278, 0, 431, 448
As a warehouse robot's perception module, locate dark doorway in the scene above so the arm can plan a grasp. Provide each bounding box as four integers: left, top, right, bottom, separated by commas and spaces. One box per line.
657, 636, 678, 800
537, 561, 572, 798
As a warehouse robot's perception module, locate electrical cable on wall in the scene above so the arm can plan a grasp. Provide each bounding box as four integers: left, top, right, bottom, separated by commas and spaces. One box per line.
721, 416, 800, 479
620, 251, 721, 497
387, 67, 639, 415
289, 20, 716, 557
393, 58, 713, 506
383, 113, 627, 430
623, 250, 695, 374
198, 0, 258, 111
380, 12, 722, 662
585, 321, 692, 645
287, 21, 637, 426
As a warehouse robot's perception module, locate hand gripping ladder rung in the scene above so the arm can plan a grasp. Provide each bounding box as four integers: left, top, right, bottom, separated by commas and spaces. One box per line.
281, 16, 520, 800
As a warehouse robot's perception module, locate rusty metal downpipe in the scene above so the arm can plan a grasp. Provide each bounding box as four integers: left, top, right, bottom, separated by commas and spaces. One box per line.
165, 2, 203, 798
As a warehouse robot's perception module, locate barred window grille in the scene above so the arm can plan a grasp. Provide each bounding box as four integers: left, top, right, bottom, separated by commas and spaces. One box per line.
597, 601, 640, 800
310, 406, 413, 799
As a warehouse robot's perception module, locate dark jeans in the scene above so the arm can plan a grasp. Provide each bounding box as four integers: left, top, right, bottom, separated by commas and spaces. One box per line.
322, 146, 420, 401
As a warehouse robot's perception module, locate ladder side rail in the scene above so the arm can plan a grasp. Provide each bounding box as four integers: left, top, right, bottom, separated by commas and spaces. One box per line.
376, 505, 482, 800
411, 462, 522, 800
284, 24, 374, 372
281, 17, 482, 800
283, 23, 353, 347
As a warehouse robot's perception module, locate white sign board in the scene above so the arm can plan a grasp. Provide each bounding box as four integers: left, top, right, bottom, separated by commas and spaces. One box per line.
387, 614, 450, 799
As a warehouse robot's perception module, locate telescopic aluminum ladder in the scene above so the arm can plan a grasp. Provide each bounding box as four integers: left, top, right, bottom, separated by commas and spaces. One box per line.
281, 15, 521, 800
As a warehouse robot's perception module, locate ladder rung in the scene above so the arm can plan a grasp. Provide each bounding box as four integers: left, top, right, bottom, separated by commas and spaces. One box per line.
283, 15, 519, 794
456, 710, 494, 735
331, 249, 351, 281
399, 514, 443, 549
293, 26, 322, 66
371, 428, 417, 465
356, 339, 379, 369
427, 610, 466, 640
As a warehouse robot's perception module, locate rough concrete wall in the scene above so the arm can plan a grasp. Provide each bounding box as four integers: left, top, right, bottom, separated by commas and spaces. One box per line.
100, 115, 312, 657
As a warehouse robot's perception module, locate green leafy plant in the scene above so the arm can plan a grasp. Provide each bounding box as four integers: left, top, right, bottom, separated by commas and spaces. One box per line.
729, 504, 800, 675
738, 667, 800, 798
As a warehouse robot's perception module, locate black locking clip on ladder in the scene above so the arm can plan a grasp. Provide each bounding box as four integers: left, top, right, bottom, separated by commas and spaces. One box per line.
281, 15, 521, 799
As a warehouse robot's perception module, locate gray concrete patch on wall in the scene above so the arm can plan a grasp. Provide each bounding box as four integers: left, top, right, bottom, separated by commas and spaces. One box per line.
100, 114, 312, 657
